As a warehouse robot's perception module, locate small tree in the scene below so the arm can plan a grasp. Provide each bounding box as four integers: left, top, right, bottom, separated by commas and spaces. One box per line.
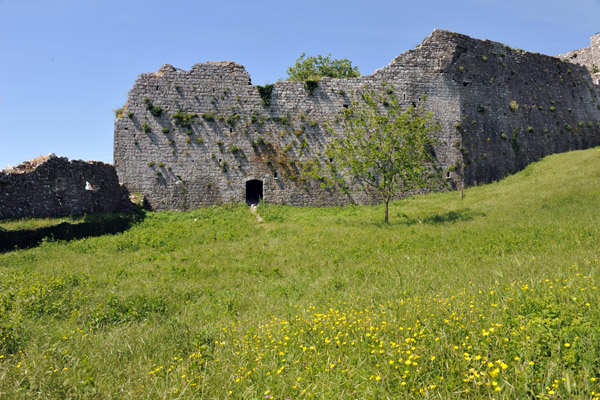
286, 53, 360, 81
306, 86, 442, 223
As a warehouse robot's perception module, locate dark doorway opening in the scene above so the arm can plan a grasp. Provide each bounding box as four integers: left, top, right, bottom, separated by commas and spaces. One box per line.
246, 180, 263, 205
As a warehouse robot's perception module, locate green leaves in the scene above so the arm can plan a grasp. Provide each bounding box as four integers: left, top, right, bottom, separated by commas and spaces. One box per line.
309, 85, 442, 222
172, 110, 198, 129
286, 53, 360, 81
256, 84, 274, 107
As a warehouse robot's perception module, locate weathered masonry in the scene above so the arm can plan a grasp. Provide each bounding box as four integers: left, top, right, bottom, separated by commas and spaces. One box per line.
559, 33, 600, 84
114, 29, 600, 210
0, 155, 126, 219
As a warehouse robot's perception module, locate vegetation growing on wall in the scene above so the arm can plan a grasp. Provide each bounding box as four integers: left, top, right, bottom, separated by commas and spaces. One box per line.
286, 53, 361, 81
225, 114, 241, 127
113, 106, 126, 119
256, 84, 274, 107
172, 110, 198, 129
201, 113, 215, 122
143, 98, 163, 117
304, 79, 319, 95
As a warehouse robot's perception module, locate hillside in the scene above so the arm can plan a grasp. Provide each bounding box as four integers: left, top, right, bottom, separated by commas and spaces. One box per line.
1, 147, 600, 399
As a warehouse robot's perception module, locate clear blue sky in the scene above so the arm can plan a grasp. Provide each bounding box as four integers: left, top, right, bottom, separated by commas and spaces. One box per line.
1, 0, 598, 169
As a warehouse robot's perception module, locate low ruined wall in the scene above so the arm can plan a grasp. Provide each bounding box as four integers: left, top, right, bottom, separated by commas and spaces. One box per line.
0, 155, 126, 219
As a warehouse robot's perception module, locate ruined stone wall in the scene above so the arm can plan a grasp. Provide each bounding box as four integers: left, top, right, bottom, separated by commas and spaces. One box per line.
114, 30, 600, 210
114, 31, 463, 210
559, 33, 600, 84
0, 155, 126, 219
445, 32, 600, 186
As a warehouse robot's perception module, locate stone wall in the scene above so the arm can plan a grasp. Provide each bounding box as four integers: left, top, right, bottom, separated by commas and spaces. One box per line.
446, 32, 600, 186
114, 30, 600, 210
0, 155, 127, 219
558, 33, 600, 84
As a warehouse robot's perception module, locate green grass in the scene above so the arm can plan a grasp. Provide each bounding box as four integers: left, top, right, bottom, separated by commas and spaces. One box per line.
1, 148, 600, 399
0, 215, 85, 231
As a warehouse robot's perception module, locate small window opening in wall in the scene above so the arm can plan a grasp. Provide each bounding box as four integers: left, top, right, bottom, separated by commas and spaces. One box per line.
329, 158, 334, 163
446, 171, 451, 179
55, 178, 65, 191
229, 128, 233, 133
218, 158, 222, 162
156, 86, 159, 90
274, 172, 278, 179
342, 104, 349, 109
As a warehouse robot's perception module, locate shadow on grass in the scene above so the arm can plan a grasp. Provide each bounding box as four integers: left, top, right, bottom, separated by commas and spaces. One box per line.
333, 208, 485, 228
0, 211, 145, 253
396, 208, 484, 226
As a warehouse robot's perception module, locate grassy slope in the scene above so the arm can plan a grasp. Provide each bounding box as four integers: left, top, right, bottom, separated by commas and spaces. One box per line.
1, 148, 600, 399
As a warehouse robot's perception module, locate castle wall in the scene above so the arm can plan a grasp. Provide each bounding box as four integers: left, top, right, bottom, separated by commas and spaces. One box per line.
593, 34, 600, 68
114, 30, 600, 210
446, 32, 600, 186
0, 156, 126, 219
114, 32, 463, 210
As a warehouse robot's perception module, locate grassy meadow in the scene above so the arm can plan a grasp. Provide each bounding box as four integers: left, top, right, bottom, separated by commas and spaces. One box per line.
1, 148, 600, 399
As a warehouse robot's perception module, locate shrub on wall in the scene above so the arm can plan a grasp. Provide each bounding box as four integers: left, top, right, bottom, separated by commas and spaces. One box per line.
304, 79, 319, 96
257, 85, 274, 107
172, 110, 198, 129
225, 114, 241, 127
149, 106, 163, 117
113, 106, 125, 119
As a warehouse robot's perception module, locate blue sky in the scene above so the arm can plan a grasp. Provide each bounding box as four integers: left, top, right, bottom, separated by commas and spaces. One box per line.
1, 0, 598, 169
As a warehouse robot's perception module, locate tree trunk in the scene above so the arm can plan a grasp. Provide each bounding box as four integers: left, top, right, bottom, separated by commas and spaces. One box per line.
384, 198, 390, 223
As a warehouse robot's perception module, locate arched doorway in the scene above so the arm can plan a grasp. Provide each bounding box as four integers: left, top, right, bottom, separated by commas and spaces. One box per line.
245, 179, 263, 205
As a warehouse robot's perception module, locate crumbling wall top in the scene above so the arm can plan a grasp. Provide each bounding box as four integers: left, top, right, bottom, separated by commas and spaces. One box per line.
558, 33, 600, 80
1, 153, 61, 174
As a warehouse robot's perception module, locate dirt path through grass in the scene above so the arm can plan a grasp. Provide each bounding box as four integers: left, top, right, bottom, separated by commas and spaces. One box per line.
249, 204, 264, 223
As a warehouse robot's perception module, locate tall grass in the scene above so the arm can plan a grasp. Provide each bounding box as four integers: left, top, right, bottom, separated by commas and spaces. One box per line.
0, 148, 600, 398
